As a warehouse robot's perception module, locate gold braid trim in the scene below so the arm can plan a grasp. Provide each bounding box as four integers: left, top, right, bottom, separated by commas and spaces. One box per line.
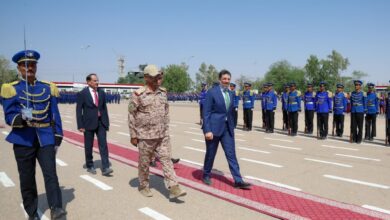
23, 88, 46, 97
19, 95, 51, 103
20, 102, 50, 115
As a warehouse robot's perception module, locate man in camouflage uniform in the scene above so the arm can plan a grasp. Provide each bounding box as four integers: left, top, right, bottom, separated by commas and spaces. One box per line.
128, 64, 186, 199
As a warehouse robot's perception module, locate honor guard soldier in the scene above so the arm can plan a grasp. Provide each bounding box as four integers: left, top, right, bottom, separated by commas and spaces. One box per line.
230, 83, 240, 128
287, 82, 301, 136
315, 82, 332, 139
199, 83, 208, 125
281, 84, 289, 130
304, 83, 316, 134
261, 84, 268, 128
242, 82, 255, 131
333, 84, 348, 137
365, 83, 379, 141
264, 82, 277, 133
350, 80, 367, 144
1, 50, 66, 220
128, 64, 186, 199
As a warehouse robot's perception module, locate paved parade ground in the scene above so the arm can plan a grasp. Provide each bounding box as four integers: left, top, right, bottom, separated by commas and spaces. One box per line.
1, 101, 390, 219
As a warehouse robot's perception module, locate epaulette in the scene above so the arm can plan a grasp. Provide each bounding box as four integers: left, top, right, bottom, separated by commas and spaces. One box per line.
41, 80, 60, 97
297, 90, 301, 96
0, 81, 19, 98
327, 91, 333, 97
235, 90, 240, 96
134, 86, 146, 96
313, 91, 316, 96
376, 93, 381, 99
159, 87, 167, 93
363, 92, 367, 96
249, 90, 254, 96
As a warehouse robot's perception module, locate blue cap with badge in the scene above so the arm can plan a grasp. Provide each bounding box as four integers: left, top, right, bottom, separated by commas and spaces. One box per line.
12, 50, 40, 64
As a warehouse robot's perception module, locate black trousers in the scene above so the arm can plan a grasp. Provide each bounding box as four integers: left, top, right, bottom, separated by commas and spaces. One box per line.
365, 113, 377, 139
243, 108, 253, 130
282, 110, 289, 130
265, 110, 275, 132
14, 138, 62, 217
288, 111, 298, 134
199, 105, 203, 122
305, 110, 315, 133
84, 120, 110, 169
317, 113, 329, 138
233, 107, 238, 128
387, 119, 390, 144
334, 114, 345, 136
351, 113, 364, 143
262, 109, 266, 127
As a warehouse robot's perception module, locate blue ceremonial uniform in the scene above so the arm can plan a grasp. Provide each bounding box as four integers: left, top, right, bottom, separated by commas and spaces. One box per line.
265, 88, 277, 132
365, 89, 379, 140
304, 91, 316, 111
2, 80, 63, 146
386, 92, 390, 145
304, 91, 316, 134
333, 92, 348, 115
265, 89, 277, 110
287, 90, 301, 135
242, 90, 255, 109
315, 91, 332, 138
366, 91, 379, 114
282, 91, 289, 111
350, 90, 366, 143
199, 88, 207, 124
350, 91, 367, 113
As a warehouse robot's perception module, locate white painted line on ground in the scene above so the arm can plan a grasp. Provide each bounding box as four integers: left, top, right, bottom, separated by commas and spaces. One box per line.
362, 205, 390, 215
171, 120, 195, 125
191, 139, 205, 143
184, 146, 206, 153
295, 135, 313, 140
110, 113, 123, 116
324, 175, 390, 189
238, 147, 270, 154
264, 137, 293, 143
269, 144, 302, 151
181, 159, 203, 167
169, 124, 178, 127
321, 144, 358, 151
335, 154, 381, 162
63, 120, 72, 123
20, 203, 49, 220
304, 158, 352, 168
117, 132, 130, 137
80, 175, 113, 190
0, 172, 15, 187
235, 138, 246, 142
56, 159, 68, 167
2, 131, 9, 135
245, 176, 302, 191
111, 123, 121, 127
188, 127, 200, 130
235, 133, 244, 136
184, 131, 203, 136
361, 142, 382, 147
240, 158, 283, 168
63, 115, 73, 119
138, 207, 171, 220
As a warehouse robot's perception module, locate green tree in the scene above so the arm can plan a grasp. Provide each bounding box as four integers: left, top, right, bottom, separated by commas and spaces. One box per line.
0, 56, 18, 88
195, 62, 218, 91
162, 63, 193, 92
117, 73, 144, 84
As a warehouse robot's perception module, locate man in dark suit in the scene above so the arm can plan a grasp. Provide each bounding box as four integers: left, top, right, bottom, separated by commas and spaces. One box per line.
76, 73, 113, 176
202, 70, 251, 189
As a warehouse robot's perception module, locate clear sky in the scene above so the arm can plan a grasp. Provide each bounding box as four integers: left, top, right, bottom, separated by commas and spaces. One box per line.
1, 0, 389, 84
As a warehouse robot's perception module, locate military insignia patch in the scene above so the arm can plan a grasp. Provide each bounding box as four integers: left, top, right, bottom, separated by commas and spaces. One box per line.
128, 101, 135, 112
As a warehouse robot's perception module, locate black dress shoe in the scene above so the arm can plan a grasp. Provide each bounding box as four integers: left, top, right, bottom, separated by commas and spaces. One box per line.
102, 167, 113, 176
234, 181, 251, 189
203, 177, 212, 185
171, 158, 180, 164
50, 207, 67, 220
28, 212, 40, 220
87, 167, 97, 174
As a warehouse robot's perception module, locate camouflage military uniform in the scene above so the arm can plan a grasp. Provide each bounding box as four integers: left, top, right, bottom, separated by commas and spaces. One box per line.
128, 86, 178, 190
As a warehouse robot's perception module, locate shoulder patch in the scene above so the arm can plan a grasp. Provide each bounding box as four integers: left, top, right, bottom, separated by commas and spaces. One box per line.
313, 91, 316, 96
376, 93, 381, 99
159, 87, 167, 93
328, 91, 333, 97
134, 86, 146, 96
297, 90, 301, 96
363, 92, 367, 96
0, 83, 17, 98
235, 90, 240, 96
249, 90, 254, 96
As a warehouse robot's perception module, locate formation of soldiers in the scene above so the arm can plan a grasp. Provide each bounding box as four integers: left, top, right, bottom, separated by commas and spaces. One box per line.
57, 91, 121, 104
198, 80, 390, 145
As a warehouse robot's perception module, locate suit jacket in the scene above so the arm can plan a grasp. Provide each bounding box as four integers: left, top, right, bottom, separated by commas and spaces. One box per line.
76, 87, 109, 131
202, 85, 235, 137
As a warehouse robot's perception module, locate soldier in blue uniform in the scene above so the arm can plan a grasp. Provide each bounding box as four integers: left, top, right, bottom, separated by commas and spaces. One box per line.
287, 82, 301, 136
350, 80, 367, 144
265, 82, 277, 133
333, 84, 348, 137
229, 83, 240, 128
261, 84, 268, 128
199, 83, 207, 125
281, 84, 289, 130
304, 83, 316, 134
365, 83, 379, 141
315, 82, 332, 139
242, 82, 255, 131
1, 50, 66, 220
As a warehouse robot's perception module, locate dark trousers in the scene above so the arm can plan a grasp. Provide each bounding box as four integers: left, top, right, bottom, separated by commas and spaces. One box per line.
233, 107, 238, 128
262, 109, 266, 127
288, 111, 298, 134
200, 105, 203, 122
243, 108, 253, 130
317, 113, 329, 138
282, 110, 289, 130
265, 110, 275, 132
334, 114, 345, 136
305, 110, 315, 133
14, 138, 62, 217
203, 124, 242, 183
365, 113, 377, 139
387, 119, 390, 144
84, 120, 110, 169
351, 113, 364, 143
